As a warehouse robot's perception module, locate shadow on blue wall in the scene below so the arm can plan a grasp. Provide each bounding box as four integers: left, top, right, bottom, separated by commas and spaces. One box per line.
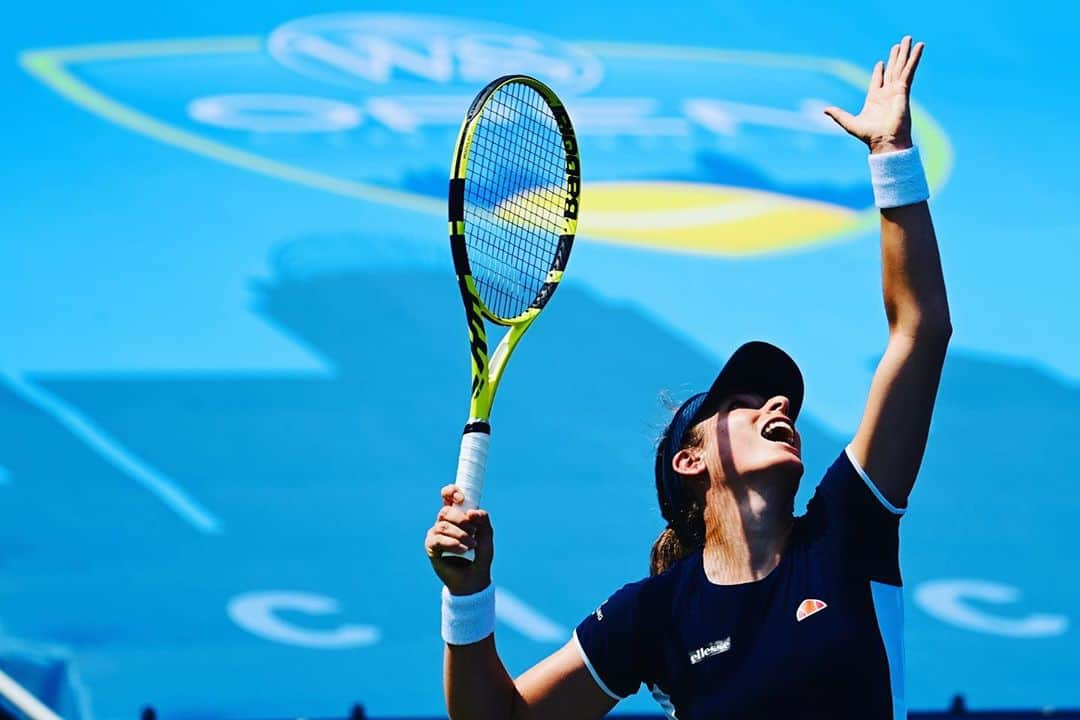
0, 232, 1075, 716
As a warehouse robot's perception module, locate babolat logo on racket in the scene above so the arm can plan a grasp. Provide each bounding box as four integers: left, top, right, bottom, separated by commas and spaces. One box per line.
689, 637, 732, 665
22, 12, 951, 257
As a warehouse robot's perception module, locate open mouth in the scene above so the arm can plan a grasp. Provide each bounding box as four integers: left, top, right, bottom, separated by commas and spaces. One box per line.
762, 418, 797, 447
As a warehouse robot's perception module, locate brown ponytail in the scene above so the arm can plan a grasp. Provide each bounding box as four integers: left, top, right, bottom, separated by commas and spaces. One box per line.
650, 420, 707, 576
649, 500, 706, 575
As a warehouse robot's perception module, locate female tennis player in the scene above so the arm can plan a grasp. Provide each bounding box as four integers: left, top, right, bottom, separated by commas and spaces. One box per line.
425, 35, 949, 720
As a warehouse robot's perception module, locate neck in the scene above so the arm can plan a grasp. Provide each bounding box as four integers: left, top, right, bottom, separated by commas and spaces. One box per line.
701, 473, 795, 585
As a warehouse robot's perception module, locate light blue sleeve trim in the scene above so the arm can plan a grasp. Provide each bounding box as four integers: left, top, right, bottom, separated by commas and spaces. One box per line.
844, 446, 907, 515
572, 629, 623, 701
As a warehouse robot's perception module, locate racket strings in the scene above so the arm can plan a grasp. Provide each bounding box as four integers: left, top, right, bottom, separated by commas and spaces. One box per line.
464, 81, 570, 320
468, 91, 563, 307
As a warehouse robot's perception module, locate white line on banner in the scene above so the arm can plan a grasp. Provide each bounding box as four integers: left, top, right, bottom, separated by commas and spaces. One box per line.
0, 668, 63, 720
495, 587, 567, 643
2, 370, 222, 534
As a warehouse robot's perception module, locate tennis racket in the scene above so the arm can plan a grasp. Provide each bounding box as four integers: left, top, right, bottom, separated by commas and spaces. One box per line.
446, 75, 581, 562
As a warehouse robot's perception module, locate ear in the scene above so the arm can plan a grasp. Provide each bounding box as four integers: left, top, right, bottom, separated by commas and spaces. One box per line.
672, 447, 706, 476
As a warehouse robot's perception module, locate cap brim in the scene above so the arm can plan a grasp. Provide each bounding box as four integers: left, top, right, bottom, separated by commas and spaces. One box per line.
692, 341, 804, 423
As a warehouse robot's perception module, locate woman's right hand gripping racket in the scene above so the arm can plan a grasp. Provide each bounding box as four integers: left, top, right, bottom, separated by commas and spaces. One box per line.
442, 75, 581, 563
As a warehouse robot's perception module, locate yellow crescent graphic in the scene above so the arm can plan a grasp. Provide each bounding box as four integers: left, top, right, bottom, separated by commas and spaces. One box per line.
583, 182, 861, 255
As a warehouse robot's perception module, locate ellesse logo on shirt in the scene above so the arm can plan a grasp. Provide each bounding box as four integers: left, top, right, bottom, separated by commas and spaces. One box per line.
796, 598, 828, 622
689, 637, 731, 664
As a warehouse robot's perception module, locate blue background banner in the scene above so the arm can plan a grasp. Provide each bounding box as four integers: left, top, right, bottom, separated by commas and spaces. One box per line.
2, 2, 1077, 718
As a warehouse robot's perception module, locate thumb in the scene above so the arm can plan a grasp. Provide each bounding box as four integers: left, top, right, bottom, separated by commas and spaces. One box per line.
823, 106, 858, 133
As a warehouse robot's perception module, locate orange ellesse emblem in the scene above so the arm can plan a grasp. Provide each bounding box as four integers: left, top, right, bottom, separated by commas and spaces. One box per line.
796, 598, 828, 622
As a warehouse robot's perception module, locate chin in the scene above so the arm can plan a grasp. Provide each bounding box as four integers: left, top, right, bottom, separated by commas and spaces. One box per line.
775, 458, 804, 498
742, 453, 802, 496
743, 449, 804, 481
771, 449, 805, 477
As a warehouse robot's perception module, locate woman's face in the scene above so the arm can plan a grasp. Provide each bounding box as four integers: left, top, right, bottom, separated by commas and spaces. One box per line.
705, 391, 804, 482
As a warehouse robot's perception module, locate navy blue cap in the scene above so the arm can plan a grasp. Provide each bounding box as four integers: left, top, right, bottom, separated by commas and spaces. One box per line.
656, 341, 804, 517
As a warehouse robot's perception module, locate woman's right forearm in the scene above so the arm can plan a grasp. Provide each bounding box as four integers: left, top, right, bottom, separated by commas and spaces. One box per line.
445, 635, 528, 720
428, 489, 528, 718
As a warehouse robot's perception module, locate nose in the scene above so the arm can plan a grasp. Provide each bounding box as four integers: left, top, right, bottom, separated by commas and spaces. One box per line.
765, 395, 791, 416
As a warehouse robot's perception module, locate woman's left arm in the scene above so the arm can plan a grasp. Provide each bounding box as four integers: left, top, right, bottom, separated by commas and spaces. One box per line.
824, 36, 952, 509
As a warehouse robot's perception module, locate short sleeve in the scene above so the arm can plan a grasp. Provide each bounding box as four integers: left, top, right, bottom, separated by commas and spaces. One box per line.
573, 579, 652, 700
802, 447, 906, 585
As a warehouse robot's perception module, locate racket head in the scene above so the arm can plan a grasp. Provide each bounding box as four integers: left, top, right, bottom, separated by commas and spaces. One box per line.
449, 75, 580, 328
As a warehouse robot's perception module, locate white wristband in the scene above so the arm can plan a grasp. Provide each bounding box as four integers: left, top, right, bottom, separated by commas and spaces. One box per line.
868, 145, 930, 209
441, 584, 496, 645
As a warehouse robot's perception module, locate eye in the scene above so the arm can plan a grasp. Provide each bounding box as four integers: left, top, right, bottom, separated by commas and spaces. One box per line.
727, 394, 764, 411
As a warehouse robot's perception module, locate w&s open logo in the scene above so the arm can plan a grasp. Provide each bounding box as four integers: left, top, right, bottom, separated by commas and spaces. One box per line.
21, 13, 951, 255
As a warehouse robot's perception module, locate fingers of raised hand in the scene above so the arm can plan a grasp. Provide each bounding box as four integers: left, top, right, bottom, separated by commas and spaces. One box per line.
883, 36, 923, 88
871, 60, 885, 90
886, 42, 901, 82
896, 36, 912, 73
902, 41, 925, 84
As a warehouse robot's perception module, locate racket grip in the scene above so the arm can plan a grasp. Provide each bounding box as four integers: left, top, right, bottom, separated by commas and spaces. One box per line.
445, 426, 490, 563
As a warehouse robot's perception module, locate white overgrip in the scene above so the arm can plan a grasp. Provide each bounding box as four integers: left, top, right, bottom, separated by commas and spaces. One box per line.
446, 428, 490, 562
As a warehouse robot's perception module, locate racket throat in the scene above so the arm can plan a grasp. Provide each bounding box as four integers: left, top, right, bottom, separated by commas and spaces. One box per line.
489, 341, 511, 382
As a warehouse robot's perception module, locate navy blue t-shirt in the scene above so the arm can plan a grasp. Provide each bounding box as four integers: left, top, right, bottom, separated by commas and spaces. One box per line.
575, 448, 907, 720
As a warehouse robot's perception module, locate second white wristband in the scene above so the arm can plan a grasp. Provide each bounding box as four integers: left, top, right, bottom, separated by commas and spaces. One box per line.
868, 145, 930, 209
442, 584, 496, 646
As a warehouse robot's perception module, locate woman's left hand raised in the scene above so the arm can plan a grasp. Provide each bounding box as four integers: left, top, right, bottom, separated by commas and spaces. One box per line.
824, 36, 924, 154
